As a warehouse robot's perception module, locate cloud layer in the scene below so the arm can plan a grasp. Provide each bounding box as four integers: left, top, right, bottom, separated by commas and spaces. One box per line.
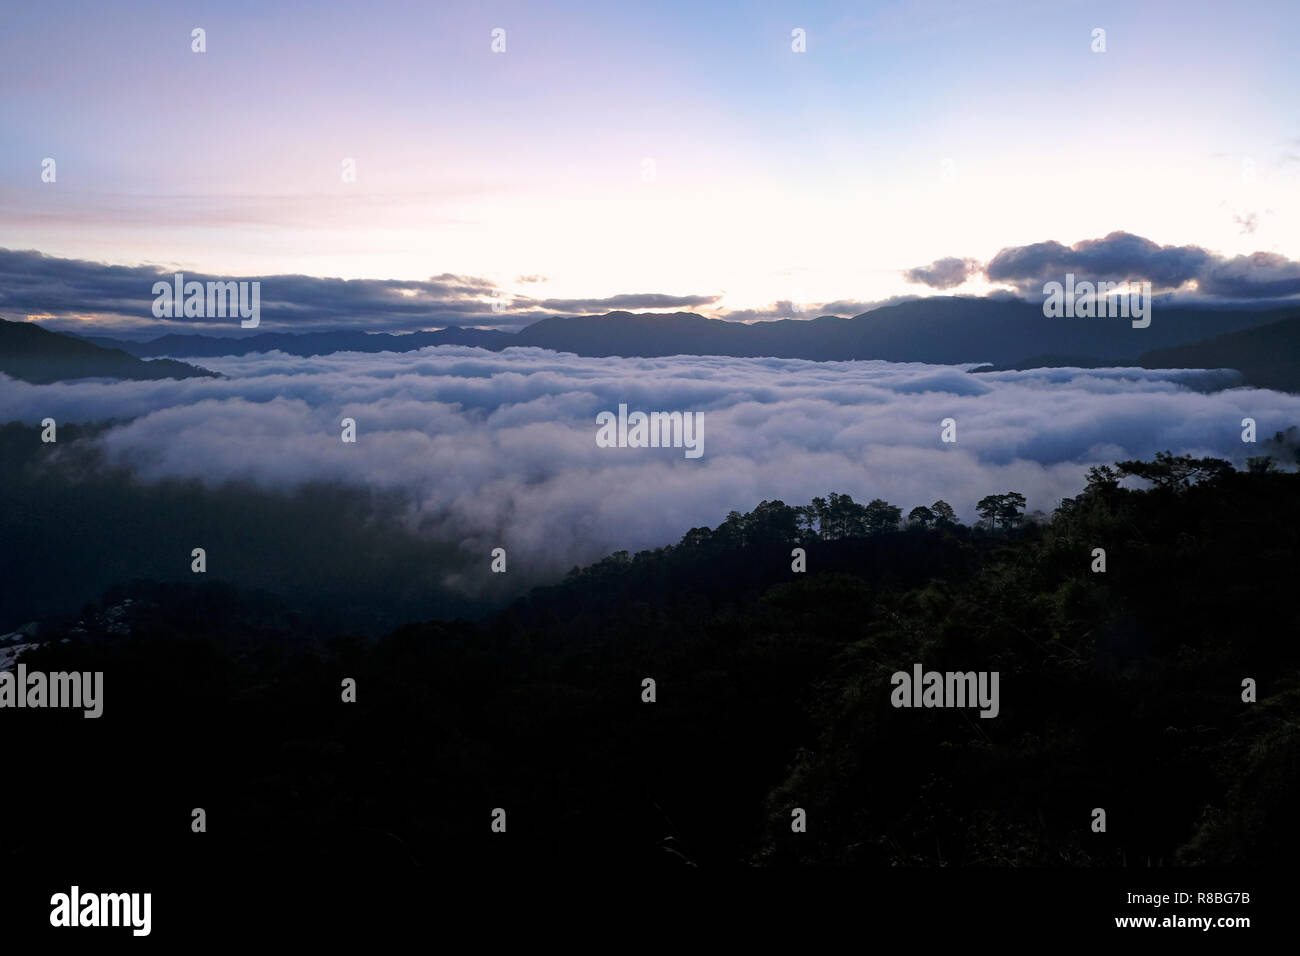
905, 257, 982, 290
3, 347, 1296, 595
909, 231, 1300, 300
0, 248, 719, 336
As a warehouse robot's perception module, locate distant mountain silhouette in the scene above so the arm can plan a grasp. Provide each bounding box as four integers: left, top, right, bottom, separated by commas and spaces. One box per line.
1135, 315, 1300, 392
0, 317, 217, 383
511, 299, 1292, 364
66, 297, 1297, 372
970, 355, 1129, 372
78, 325, 510, 359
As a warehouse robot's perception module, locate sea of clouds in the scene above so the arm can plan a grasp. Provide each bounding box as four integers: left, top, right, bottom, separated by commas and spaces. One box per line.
2, 346, 1296, 592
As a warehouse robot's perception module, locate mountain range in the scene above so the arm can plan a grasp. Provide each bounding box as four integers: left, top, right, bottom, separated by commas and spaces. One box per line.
4, 296, 1299, 391
509, 298, 1295, 364
1135, 315, 1300, 393
80, 296, 1297, 366
77, 324, 506, 359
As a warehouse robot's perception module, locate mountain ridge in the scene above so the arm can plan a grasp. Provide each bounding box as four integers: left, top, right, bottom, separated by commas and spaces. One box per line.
72, 297, 1296, 367
0, 316, 219, 383
77, 325, 509, 359
1137, 314, 1300, 392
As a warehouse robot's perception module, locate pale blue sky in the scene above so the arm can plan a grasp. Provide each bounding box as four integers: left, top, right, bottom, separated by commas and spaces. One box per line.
2, 0, 1298, 317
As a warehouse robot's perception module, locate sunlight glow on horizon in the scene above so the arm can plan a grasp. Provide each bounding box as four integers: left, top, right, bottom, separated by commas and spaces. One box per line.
2, 0, 1298, 320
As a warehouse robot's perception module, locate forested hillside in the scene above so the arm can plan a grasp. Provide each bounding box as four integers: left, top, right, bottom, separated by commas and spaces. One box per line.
6, 445, 1300, 872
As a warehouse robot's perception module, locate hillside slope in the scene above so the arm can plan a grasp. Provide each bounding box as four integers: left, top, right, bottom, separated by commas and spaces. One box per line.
1137, 314, 1300, 391
0, 317, 217, 383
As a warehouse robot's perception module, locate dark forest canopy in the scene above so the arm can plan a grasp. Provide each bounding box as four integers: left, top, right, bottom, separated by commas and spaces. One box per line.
6, 443, 1300, 873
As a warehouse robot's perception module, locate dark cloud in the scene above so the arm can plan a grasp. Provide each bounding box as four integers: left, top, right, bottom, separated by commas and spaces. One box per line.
908, 231, 1300, 302
0, 248, 512, 333
0, 249, 718, 335
983, 232, 1214, 293
905, 257, 981, 290
1199, 252, 1300, 298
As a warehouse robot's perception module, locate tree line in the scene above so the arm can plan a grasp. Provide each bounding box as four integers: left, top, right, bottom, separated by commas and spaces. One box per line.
681, 450, 1290, 551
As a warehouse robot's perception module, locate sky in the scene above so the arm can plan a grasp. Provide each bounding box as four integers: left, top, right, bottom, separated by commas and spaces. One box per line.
2, 0, 1300, 330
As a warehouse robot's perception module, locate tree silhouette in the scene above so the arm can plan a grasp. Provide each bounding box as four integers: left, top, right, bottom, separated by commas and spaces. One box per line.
976, 492, 1025, 530
999, 492, 1027, 528
1086, 464, 1120, 492
864, 498, 902, 534
1115, 451, 1232, 492
907, 505, 935, 529
976, 494, 1003, 529
930, 500, 958, 526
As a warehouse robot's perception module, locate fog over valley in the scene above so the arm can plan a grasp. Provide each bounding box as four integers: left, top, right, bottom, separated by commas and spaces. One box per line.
3, 345, 1294, 628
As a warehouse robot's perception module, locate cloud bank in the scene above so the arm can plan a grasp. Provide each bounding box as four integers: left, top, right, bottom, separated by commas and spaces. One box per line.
3, 347, 1296, 596
0, 248, 720, 336
12, 229, 1300, 345
908, 231, 1300, 301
